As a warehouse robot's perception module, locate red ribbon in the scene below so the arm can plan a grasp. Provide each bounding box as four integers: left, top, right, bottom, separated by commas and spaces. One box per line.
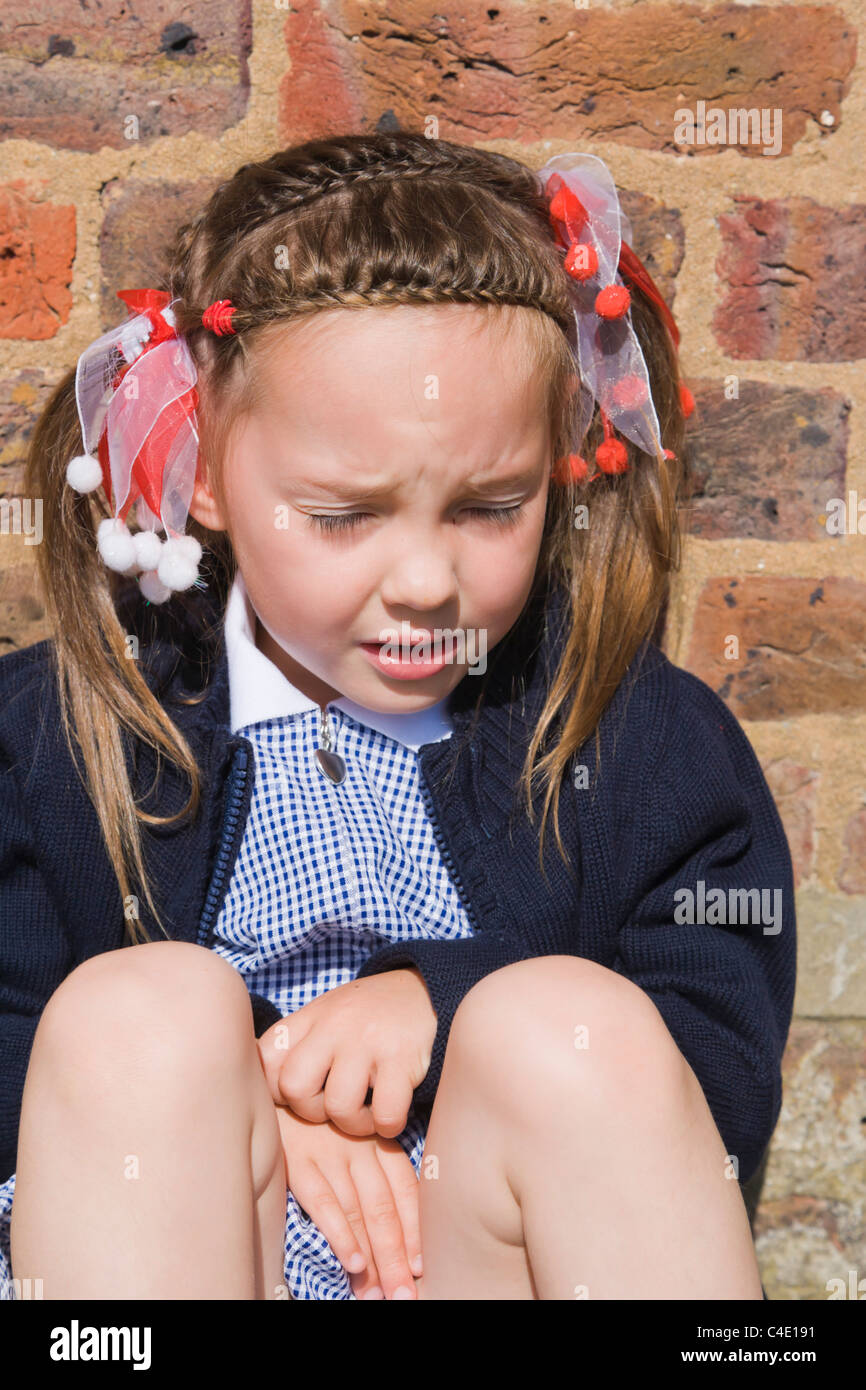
98, 289, 200, 522
545, 176, 681, 348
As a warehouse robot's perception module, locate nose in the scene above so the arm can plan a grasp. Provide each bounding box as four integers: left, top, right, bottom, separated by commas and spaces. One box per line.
378, 527, 459, 616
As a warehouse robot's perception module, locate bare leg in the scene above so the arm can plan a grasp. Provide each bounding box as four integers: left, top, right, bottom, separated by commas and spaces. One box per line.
11, 941, 288, 1300
415, 956, 764, 1300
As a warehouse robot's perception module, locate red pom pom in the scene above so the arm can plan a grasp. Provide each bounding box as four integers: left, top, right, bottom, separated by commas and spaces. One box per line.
564, 242, 598, 282
553, 453, 589, 484
663, 448, 677, 460
611, 374, 648, 410
595, 439, 629, 473
595, 284, 631, 319
679, 383, 695, 418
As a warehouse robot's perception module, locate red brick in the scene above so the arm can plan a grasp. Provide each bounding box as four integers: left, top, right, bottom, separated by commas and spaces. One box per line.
686, 577, 866, 718
619, 191, 684, 306
0, 369, 65, 492
279, 2, 855, 155
0, 184, 75, 340
762, 759, 818, 889
714, 198, 866, 360
100, 178, 215, 327
0, 1, 251, 151
683, 381, 850, 540
838, 807, 866, 894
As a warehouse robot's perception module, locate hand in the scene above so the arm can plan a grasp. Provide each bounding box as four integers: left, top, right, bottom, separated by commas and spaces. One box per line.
257, 968, 437, 1138
274, 1103, 423, 1300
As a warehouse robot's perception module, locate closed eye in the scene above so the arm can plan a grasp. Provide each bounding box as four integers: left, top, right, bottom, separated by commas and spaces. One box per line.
308, 504, 525, 534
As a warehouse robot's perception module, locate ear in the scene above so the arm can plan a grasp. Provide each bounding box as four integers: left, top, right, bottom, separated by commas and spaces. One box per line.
187, 458, 228, 532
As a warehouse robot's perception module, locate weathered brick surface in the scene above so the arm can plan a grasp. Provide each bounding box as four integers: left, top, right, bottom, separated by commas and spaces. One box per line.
757, 1020, 866, 1299
795, 888, 866, 1016
838, 808, 866, 895
682, 381, 850, 541
619, 190, 684, 306
0, 558, 50, 656
0, 0, 252, 151
0, 185, 75, 340
100, 178, 216, 327
687, 577, 866, 719
715, 198, 866, 361
762, 759, 818, 889
279, 2, 855, 155
0, 369, 64, 493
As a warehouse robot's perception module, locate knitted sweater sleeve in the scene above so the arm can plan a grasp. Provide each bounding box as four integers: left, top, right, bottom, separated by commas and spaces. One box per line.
0, 745, 76, 1184
608, 670, 797, 1188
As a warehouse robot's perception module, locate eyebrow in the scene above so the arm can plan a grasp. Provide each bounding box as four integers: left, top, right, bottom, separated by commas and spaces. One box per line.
294, 467, 541, 501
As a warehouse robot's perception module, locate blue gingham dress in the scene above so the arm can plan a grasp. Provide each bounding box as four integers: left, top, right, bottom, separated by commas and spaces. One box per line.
0, 571, 474, 1300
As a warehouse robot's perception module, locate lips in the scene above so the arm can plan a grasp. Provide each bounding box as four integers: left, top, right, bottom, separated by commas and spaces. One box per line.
360, 634, 437, 647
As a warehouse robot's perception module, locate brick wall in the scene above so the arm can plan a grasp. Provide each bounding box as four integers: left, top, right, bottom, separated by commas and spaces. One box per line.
0, 0, 863, 1300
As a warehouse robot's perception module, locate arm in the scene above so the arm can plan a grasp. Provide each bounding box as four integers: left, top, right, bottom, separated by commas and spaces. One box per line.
609, 673, 797, 1188
0, 750, 76, 1183
354, 932, 528, 1108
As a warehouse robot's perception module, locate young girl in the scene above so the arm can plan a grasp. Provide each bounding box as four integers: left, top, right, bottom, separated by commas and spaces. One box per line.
0, 132, 795, 1301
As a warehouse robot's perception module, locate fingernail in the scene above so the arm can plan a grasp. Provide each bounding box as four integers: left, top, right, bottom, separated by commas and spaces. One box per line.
362, 1286, 384, 1300
346, 1252, 366, 1273
391, 1285, 414, 1300
410, 1255, 423, 1276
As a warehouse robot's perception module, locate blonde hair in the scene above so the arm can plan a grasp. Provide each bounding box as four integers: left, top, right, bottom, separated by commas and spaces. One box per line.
25, 131, 690, 943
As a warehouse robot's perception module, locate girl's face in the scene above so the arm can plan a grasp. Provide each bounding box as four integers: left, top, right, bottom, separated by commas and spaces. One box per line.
189, 303, 553, 713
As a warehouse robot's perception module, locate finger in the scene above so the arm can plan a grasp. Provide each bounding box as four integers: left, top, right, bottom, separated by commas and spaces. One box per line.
324, 1169, 387, 1301
377, 1142, 423, 1278
369, 1060, 414, 1140
323, 1053, 377, 1137
351, 1151, 418, 1300
256, 1012, 314, 1102
277, 1030, 335, 1123
287, 1161, 368, 1282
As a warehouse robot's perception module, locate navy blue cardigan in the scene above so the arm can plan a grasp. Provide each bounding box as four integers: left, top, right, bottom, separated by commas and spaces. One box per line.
0, 578, 796, 1188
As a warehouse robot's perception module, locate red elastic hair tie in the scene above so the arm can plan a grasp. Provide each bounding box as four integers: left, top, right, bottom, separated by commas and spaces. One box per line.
202, 299, 237, 336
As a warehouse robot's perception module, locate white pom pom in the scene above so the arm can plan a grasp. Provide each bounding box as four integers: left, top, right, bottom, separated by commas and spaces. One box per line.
169, 533, 203, 564
138, 569, 172, 604
157, 536, 202, 592
97, 517, 137, 573
133, 529, 163, 572
160, 305, 176, 329
66, 453, 103, 493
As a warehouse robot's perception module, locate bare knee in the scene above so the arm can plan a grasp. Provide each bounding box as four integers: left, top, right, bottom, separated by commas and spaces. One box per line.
446, 955, 689, 1114
33, 940, 256, 1093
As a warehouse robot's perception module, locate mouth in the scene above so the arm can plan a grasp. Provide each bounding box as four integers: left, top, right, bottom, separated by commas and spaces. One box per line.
358, 632, 439, 646
358, 633, 460, 679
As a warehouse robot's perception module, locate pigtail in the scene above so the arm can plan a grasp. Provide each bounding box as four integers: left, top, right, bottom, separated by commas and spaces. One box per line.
23, 364, 206, 943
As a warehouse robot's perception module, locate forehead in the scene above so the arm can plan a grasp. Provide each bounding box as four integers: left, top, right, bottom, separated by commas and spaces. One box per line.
245, 302, 546, 417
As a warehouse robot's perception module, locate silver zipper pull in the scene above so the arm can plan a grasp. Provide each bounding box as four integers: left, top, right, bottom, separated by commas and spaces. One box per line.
316, 705, 347, 784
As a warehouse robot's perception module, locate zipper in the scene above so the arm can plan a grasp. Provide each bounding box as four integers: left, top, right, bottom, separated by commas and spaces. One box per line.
196, 741, 251, 949
315, 703, 348, 783
417, 761, 482, 934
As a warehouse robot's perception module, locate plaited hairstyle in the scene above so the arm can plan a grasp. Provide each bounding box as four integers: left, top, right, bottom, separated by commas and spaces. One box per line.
25, 131, 690, 942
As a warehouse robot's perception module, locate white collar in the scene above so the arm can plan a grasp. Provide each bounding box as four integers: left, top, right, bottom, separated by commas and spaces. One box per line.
223, 570, 455, 750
